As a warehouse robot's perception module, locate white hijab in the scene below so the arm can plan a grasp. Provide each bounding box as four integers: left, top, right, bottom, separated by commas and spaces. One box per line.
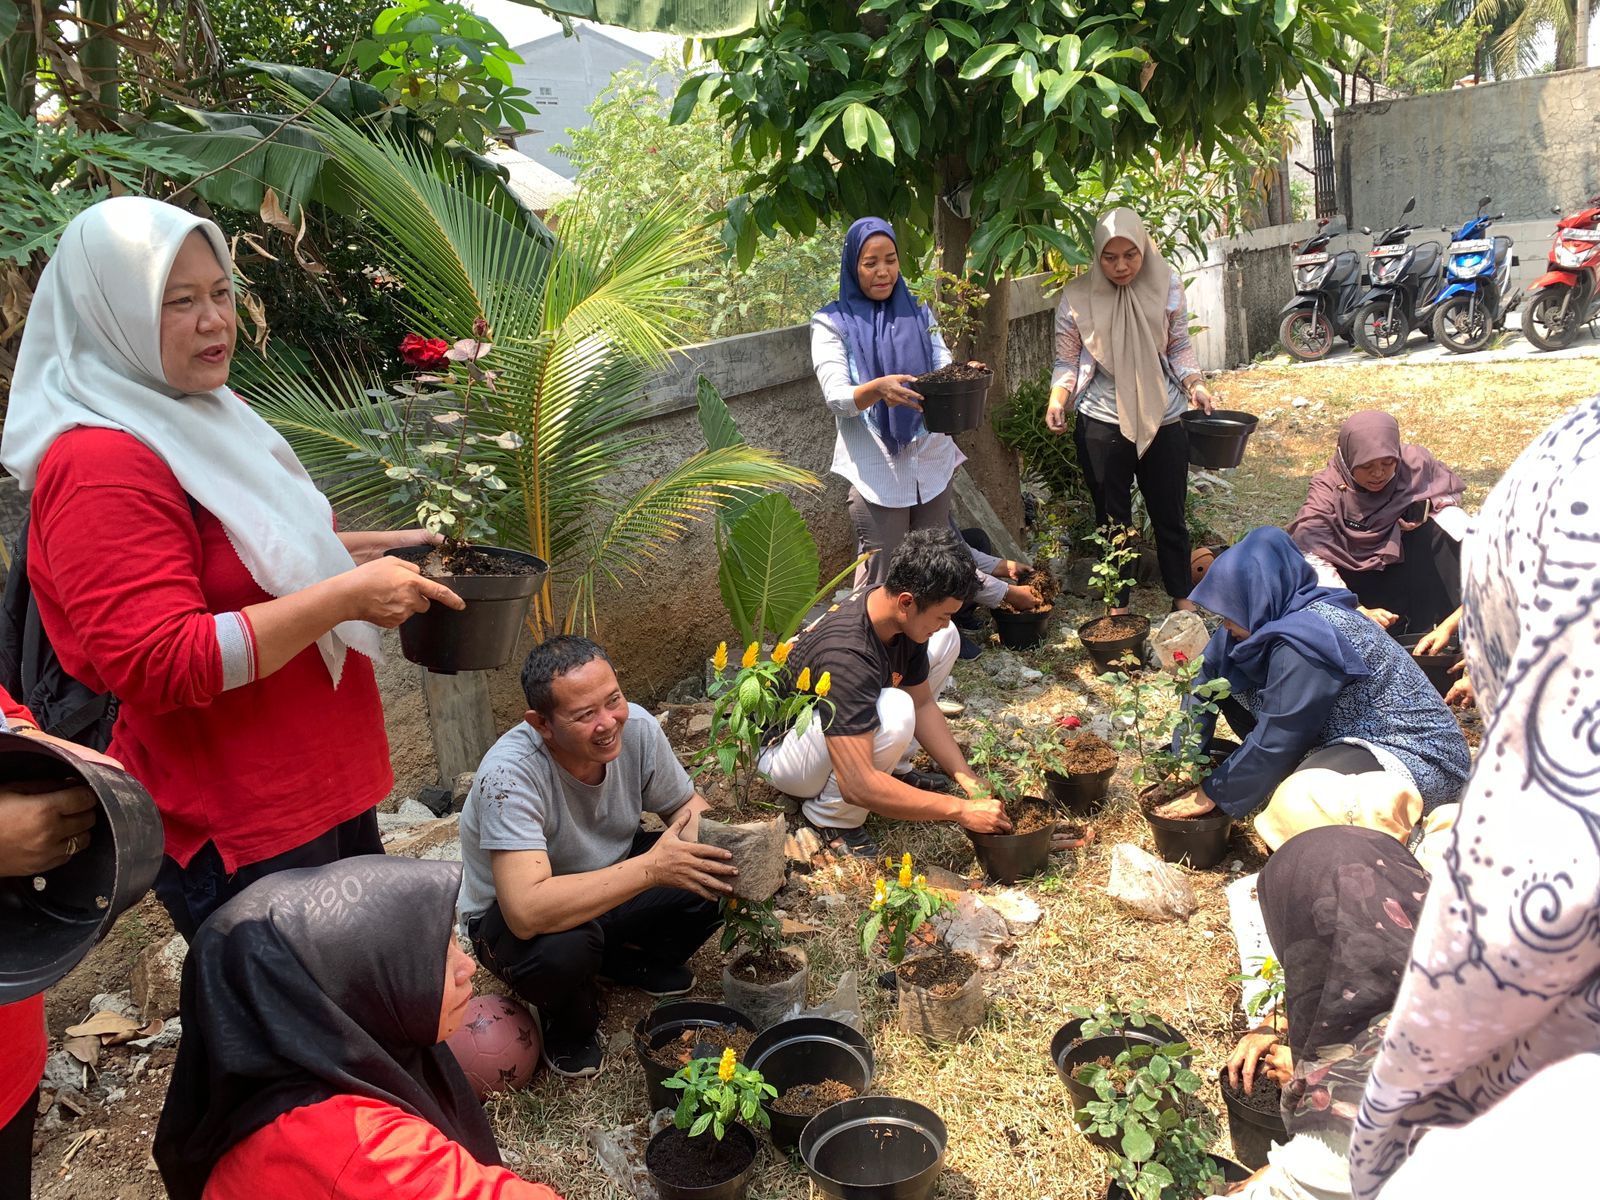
1, 195, 381, 683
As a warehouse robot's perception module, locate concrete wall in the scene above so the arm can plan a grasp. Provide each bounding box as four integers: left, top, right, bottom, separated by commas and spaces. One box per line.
1178, 221, 1321, 369
508, 28, 658, 179
1336, 67, 1600, 232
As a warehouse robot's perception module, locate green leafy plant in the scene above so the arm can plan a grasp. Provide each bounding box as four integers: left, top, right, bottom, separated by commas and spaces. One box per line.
859, 853, 952, 965
909, 268, 989, 358
993, 371, 1091, 511
1100, 653, 1232, 792
704, 640, 833, 807
664, 1047, 777, 1141
1086, 524, 1142, 613
1067, 996, 1166, 1040
719, 896, 785, 960
348, 0, 536, 147
1229, 955, 1286, 1030
1075, 1043, 1222, 1200
964, 719, 1039, 806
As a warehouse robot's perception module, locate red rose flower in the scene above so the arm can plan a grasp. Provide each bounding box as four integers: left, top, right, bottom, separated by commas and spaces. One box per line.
399, 333, 450, 367
1057, 714, 1082, 729
1172, 651, 1188, 664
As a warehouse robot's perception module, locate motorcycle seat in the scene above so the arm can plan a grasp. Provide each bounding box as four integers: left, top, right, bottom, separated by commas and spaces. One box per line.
1411, 241, 1443, 278
1492, 235, 1513, 260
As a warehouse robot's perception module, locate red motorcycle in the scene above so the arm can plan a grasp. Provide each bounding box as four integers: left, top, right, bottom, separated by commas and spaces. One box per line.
1523, 197, 1600, 352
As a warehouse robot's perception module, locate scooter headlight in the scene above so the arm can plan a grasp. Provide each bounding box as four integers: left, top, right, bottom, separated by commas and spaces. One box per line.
1555, 244, 1585, 268
1296, 262, 1332, 289
1447, 253, 1487, 279
1371, 256, 1404, 283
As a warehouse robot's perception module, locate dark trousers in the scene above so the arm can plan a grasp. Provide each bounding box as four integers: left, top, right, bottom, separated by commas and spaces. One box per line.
1219, 697, 1381, 776
1341, 520, 1462, 638
468, 831, 720, 1045
1074, 414, 1192, 602
955, 526, 995, 628
153, 808, 384, 943
0, 1087, 35, 1200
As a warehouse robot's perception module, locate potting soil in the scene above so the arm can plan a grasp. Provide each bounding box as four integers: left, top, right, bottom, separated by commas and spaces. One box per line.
645, 1024, 756, 1071
645, 1126, 752, 1188
1006, 799, 1056, 835
1054, 732, 1117, 774
1081, 614, 1150, 644
1219, 1063, 1283, 1115
418, 544, 545, 577
729, 949, 803, 986
897, 951, 977, 997
912, 362, 990, 386
998, 565, 1060, 614
771, 1078, 859, 1116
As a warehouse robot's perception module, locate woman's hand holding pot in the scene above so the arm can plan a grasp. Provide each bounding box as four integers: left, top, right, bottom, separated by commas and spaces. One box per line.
338, 556, 464, 627
1188, 381, 1217, 415
340, 528, 443, 565
866, 374, 923, 409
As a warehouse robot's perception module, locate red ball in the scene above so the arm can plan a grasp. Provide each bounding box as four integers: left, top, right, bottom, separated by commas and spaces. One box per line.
445, 995, 542, 1099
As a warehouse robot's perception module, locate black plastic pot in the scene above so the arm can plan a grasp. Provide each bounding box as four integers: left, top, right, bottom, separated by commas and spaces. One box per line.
1105, 1156, 1250, 1199
645, 1122, 758, 1200
967, 810, 1056, 884
1220, 1071, 1287, 1171
1044, 767, 1115, 818
1078, 615, 1151, 673
1395, 632, 1462, 697
633, 1001, 757, 1114
914, 369, 992, 435
748, 1017, 875, 1151
1141, 790, 1234, 870
1049, 1019, 1190, 1147
799, 1096, 947, 1200
991, 606, 1050, 651
385, 545, 547, 674
1182, 409, 1259, 469
0, 733, 164, 1005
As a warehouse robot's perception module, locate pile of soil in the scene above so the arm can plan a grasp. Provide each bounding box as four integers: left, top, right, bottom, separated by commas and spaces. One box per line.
1005, 798, 1056, 834
999, 566, 1060, 614
1081, 613, 1148, 645
1052, 731, 1118, 775
646, 1024, 756, 1071
645, 1126, 753, 1187
771, 1078, 859, 1116
913, 362, 991, 387
413, 544, 543, 578
1220, 1062, 1283, 1114
896, 951, 977, 997
727, 949, 802, 985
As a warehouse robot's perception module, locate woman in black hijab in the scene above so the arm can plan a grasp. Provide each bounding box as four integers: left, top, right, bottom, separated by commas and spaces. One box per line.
154, 856, 561, 1200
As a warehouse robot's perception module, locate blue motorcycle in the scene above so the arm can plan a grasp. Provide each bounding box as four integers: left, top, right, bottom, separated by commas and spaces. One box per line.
1430, 196, 1519, 354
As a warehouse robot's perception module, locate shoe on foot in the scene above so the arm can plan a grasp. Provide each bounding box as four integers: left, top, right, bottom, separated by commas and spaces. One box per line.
808, 820, 881, 860
894, 766, 957, 794
543, 1028, 605, 1078
957, 631, 983, 660
936, 696, 966, 717
598, 961, 696, 997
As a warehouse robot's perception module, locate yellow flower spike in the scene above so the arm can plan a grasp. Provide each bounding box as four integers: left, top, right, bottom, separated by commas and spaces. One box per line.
712, 641, 728, 672
898, 864, 912, 888
815, 671, 831, 698
914, 873, 926, 888
874, 878, 887, 900
741, 642, 759, 669
796, 667, 812, 693
902, 853, 912, 868
771, 640, 792, 666
885, 856, 894, 872
718, 1047, 736, 1082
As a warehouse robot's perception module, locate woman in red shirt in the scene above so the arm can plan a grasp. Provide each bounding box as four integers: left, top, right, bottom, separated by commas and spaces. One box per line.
154, 857, 562, 1200
0, 197, 464, 939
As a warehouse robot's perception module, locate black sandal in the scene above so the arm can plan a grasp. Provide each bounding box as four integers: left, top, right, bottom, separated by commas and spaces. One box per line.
808, 819, 882, 861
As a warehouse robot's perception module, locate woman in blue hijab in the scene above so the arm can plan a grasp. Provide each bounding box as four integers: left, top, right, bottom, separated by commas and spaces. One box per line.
812, 218, 1016, 594
1156, 528, 1469, 821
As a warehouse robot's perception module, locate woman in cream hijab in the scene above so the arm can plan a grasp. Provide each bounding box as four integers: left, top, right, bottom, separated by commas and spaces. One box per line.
1, 196, 463, 940
1045, 209, 1218, 613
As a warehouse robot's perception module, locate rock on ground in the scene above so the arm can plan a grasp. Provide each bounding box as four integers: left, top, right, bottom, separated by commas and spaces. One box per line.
131, 934, 186, 1021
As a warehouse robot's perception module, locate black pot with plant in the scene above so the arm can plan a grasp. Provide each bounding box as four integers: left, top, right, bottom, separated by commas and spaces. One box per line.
1078, 524, 1151, 671
913, 363, 992, 435
634, 1001, 758, 1114
646, 1046, 775, 1200
1050, 1000, 1191, 1148
1040, 716, 1118, 818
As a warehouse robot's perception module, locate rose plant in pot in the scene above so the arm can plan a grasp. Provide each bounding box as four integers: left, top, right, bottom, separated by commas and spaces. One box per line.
717, 896, 808, 1031
1051, 998, 1191, 1145
859, 856, 984, 1042
1101, 653, 1234, 870
367, 322, 547, 673
649, 1046, 776, 1200
962, 720, 1074, 882
1039, 713, 1119, 818
1078, 525, 1150, 671
1219, 955, 1289, 1169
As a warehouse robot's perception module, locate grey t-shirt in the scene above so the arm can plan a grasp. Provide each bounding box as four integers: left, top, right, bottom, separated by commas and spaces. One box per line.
456, 703, 694, 923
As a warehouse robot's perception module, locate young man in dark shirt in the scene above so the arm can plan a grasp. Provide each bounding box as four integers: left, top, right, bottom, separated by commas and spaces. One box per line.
759, 528, 1011, 856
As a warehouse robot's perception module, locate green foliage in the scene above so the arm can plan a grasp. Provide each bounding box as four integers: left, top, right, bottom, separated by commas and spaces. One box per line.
558, 62, 842, 341
705, 641, 833, 806
1229, 955, 1287, 1026
1067, 996, 1165, 1040
964, 718, 1040, 805
1075, 1042, 1221, 1200
909, 268, 989, 355
1086, 523, 1141, 613
349, 0, 536, 147
1099, 653, 1232, 791
993, 372, 1093, 535
663, 1048, 776, 1140
678, 0, 1381, 278
0, 109, 202, 264
719, 897, 786, 959
859, 853, 952, 965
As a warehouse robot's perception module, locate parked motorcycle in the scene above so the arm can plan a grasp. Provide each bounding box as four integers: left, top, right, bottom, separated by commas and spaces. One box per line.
1430, 196, 1519, 354
1278, 218, 1367, 362
1351, 197, 1446, 358
1523, 196, 1600, 352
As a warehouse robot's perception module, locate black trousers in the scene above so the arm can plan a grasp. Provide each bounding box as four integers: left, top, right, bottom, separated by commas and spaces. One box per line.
468, 831, 720, 1044
153, 808, 384, 943
0, 1087, 35, 1200
1341, 521, 1462, 638
1074, 413, 1193, 603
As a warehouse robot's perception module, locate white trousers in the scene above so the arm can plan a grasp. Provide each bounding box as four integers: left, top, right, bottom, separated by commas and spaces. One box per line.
759, 623, 959, 830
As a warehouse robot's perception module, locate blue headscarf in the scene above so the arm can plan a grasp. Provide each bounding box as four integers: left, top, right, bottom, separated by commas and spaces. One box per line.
819, 217, 934, 455
1190, 527, 1370, 689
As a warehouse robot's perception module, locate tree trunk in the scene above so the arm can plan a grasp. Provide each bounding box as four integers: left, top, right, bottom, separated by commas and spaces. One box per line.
79, 0, 121, 128
1579, 0, 1592, 69
2, 26, 36, 117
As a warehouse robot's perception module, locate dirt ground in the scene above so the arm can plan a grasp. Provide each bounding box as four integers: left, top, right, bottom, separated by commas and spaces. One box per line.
24, 355, 1596, 1199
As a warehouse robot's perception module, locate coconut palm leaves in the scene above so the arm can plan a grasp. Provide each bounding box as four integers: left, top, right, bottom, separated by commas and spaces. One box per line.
244, 109, 813, 633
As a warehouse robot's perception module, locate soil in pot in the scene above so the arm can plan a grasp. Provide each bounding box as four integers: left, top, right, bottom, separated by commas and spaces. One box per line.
772, 1078, 859, 1116
968, 798, 1057, 883
646, 1024, 756, 1071
1078, 614, 1151, 672
386, 543, 546, 673
897, 952, 975, 995
992, 607, 1051, 650
646, 1124, 758, 1196
1044, 732, 1118, 818
912, 363, 992, 435
1220, 1063, 1287, 1171
1139, 786, 1233, 870
723, 948, 807, 1030
415, 543, 545, 578
999, 566, 1060, 614
726, 950, 798, 986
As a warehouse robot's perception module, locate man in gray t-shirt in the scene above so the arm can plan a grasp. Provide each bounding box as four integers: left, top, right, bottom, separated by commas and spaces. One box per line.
458, 636, 735, 1079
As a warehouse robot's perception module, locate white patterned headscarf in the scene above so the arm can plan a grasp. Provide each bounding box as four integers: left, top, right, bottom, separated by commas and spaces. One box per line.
1, 195, 380, 683
1348, 393, 1600, 1197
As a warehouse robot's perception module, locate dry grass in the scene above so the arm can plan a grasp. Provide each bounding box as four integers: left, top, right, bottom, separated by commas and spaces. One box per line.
487, 357, 1596, 1200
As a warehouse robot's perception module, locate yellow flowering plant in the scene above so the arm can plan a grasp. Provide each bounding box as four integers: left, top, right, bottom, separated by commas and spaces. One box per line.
858, 852, 952, 965
662, 1046, 777, 1140
703, 640, 834, 807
